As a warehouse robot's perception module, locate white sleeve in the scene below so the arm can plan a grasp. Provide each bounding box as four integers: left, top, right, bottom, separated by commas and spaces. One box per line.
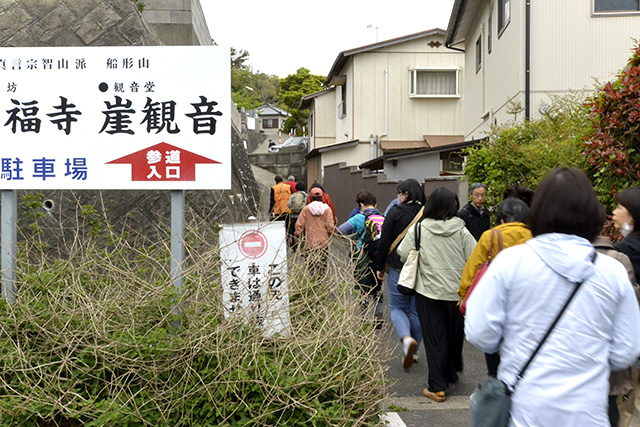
609, 271, 640, 370
464, 253, 509, 354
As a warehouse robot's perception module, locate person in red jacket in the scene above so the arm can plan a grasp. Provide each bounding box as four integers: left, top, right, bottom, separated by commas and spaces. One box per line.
306, 183, 337, 224
286, 176, 297, 194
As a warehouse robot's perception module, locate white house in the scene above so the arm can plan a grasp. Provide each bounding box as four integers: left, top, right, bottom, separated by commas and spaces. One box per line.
446, 0, 640, 140
246, 103, 290, 142
302, 29, 467, 184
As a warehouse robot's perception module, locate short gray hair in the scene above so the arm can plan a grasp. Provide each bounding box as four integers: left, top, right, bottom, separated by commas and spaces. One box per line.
287, 175, 295, 181
469, 182, 488, 195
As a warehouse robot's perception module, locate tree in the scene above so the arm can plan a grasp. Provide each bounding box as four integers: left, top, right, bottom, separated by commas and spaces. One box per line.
463, 94, 590, 212
583, 41, 640, 211
230, 47, 250, 70
227, 47, 281, 111
231, 68, 280, 111
279, 68, 325, 135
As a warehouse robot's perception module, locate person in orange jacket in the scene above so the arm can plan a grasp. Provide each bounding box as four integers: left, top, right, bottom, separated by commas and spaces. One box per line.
269, 175, 291, 221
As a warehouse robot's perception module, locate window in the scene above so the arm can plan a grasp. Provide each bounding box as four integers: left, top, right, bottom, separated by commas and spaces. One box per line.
410, 68, 460, 98
498, 0, 511, 36
594, 0, 640, 12
339, 84, 347, 119
488, 13, 493, 53
440, 150, 465, 174
262, 118, 278, 129
475, 36, 482, 73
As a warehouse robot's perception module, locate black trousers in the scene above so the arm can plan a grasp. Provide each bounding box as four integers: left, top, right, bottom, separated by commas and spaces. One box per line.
415, 294, 465, 393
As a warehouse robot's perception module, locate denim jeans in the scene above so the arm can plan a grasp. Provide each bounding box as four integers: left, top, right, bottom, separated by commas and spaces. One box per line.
387, 267, 422, 347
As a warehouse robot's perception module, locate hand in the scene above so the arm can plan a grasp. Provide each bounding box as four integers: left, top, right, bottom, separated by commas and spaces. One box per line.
376, 271, 384, 280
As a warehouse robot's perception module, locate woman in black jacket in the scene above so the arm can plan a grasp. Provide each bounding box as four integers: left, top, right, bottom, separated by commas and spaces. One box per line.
611, 186, 640, 427
612, 187, 640, 282
376, 179, 425, 370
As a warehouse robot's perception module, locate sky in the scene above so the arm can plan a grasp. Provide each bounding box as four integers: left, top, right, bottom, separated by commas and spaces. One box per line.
201, 0, 456, 78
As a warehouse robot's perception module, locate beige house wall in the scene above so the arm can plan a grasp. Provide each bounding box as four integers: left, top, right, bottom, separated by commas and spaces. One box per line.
312, 89, 337, 150
463, 0, 640, 141
351, 35, 465, 144
321, 144, 371, 174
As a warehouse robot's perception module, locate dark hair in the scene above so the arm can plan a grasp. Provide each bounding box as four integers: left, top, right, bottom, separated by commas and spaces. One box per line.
528, 168, 604, 241
424, 187, 459, 220
397, 179, 426, 205
496, 198, 530, 224
357, 191, 377, 207
615, 187, 640, 234
274, 174, 283, 183
503, 184, 535, 207
296, 181, 306, 192
310, 195, 323, 202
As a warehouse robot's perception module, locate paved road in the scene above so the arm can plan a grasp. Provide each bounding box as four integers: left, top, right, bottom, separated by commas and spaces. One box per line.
378, 279, 485, 427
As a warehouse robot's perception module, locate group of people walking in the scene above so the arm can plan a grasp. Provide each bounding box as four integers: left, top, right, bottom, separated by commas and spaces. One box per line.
268, 169, 640, 426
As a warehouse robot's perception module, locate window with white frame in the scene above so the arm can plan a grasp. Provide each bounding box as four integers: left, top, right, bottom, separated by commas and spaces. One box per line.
594, 0, 640, 12
475, 36, 482, 73
410, 68, 460, 98
498, 0, 511, 36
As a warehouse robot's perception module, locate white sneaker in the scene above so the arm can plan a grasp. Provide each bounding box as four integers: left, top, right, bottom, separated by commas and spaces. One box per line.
402, 337, 418, 370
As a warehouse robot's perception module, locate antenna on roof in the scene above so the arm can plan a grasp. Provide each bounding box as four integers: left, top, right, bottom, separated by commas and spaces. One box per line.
366, 25, 380, 42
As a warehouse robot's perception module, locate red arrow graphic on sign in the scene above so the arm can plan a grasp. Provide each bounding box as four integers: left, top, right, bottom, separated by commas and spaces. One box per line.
107, 142, 220, 181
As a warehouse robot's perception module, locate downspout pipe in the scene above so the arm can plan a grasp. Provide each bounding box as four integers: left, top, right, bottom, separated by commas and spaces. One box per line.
525, 0, 531, 121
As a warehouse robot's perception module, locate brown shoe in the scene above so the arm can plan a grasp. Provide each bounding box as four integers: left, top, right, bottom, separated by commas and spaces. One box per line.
423, 389, 446, 402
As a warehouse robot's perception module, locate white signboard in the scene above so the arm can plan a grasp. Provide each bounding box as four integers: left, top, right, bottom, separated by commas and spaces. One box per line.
219, 221, 290, 336
0, 46, 230, 190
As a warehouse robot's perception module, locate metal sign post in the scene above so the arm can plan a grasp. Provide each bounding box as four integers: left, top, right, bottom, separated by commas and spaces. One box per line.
170, 190, 185, 291
1, 190, 17, 304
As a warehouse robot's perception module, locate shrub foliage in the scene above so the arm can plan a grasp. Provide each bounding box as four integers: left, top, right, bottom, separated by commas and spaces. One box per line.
584, 42, 640, 210
0, 195, 386, 426
463, 94, 590, 213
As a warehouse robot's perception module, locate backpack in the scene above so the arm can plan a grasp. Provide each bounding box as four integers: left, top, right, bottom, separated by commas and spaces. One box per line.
289, 192, 306, 214
362, 212, 385, 258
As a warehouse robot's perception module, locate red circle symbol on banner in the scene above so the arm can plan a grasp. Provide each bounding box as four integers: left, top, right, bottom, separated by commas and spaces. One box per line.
238, 230, 269, 259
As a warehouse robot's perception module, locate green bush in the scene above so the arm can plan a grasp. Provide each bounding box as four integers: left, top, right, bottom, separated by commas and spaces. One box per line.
0, 197, 386, 426
463, 94, 591, 215
584, 41, 640, 211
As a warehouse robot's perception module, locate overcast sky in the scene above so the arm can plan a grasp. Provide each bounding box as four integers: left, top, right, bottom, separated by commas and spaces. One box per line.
201, 0, 456, 78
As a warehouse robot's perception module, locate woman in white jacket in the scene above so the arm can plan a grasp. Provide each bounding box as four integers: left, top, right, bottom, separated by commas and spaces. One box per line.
398, 187, 476, 403
465, 168, 640, 426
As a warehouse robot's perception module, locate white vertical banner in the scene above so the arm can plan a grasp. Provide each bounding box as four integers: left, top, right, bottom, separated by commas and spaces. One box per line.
219, 221, 290, 336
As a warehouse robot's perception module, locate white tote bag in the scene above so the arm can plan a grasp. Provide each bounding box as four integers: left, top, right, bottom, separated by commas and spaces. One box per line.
397, 221, 421, 295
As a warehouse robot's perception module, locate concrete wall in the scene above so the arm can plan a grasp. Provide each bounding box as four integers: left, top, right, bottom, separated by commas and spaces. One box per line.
248, 149, 306, 180
142, 0, 212, 46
